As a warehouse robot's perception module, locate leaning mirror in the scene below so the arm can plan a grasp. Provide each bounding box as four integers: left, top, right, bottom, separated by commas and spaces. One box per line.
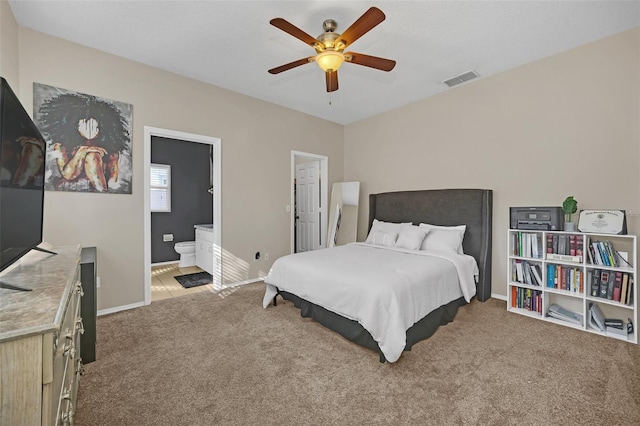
327, 181, 360, 247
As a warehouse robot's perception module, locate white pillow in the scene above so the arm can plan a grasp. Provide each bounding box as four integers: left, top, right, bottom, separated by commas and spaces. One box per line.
395, 226, 428, 251
419, 223, 466, 254
368, 230, 398, 247
365, 219, 412, 244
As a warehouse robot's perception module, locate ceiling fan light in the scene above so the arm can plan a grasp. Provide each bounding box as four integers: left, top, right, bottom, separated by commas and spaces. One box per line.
316, 50, 344, 72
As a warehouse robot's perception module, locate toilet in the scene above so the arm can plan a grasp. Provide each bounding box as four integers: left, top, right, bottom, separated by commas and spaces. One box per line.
174, 241, 196, 267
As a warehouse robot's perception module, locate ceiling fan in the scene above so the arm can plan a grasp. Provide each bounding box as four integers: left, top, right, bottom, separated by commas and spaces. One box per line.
268, 7, 396, 92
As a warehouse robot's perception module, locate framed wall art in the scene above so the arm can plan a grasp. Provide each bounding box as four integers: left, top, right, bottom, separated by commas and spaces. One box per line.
33, 83, 133, 194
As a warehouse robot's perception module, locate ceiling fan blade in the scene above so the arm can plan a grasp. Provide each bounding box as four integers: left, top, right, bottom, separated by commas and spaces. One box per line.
325, 70, 338, 92
268, 57, 314, 74
344, 52, 396, 71
270, 18, 318, 47
338, 7, 385, 48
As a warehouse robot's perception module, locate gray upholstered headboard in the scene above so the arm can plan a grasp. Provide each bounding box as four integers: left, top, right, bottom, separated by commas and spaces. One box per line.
368, 189, 493, 301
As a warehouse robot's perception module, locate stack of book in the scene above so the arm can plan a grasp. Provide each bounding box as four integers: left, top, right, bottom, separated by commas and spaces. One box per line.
546, 233, 584, 262
512, 232, 543, 259
547, 303, 583, 325
586, 238, 622, 267
511, 287, 542, 313
512, 259, 543, 286
587, 269, 634, 304
546, 264, 583, 293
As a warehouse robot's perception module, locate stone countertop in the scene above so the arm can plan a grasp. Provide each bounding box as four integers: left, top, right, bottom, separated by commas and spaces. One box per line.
194, 224, 214, 232
0, 246, 81, 343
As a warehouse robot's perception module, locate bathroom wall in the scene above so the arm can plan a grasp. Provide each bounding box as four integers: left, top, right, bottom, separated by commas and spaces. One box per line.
151, 136, 213, 263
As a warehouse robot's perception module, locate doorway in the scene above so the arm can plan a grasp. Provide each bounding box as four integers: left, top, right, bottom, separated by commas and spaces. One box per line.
143, 127, 221, 305
291, 151, 328, 254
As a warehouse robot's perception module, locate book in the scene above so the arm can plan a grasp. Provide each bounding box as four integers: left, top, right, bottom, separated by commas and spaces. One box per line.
606, 271, 616, 300
576, 269, 582, 294
589, 303, 605, 331
597, 242, 609, 266
515, 260, 524, 283
620, 273, 629, 305
546, 234, 553, 254
547, 264, 555, 288
576, 235, 584, 258
591, 242, 603, 265
546, 253, 582, 263
558, 235, 567, 255
613, 272, 622, 302
591, 269, 601, 297
604, 318, 624, 329
599, 271, 609, 298
626, 277, 634, 305
523, 261, 533, 285
569, 235, 576, 256
586, 237, 594, 264
531, 264, 543, 287
547, 303, 583, 325
552, 234, 558, 254
604, 241, 618, 267
531, 234, 539, 259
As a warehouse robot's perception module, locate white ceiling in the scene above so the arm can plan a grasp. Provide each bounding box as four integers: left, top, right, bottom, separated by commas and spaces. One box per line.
9, 1, 640, 125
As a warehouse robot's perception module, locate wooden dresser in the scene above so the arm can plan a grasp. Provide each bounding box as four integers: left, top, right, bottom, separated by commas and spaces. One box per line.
0, 246, 83, 426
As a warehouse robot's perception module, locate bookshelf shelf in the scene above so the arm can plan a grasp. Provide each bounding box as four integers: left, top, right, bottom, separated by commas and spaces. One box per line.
507, 229, 637, 344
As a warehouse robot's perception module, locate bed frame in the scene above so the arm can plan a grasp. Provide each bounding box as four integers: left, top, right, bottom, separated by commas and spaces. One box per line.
278, 188, 493, 362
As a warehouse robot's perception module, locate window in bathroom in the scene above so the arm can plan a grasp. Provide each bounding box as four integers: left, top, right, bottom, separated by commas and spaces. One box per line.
150, 163, 171, 212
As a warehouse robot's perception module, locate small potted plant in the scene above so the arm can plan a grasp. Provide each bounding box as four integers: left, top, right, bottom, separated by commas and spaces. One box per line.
562, 196, 578, 231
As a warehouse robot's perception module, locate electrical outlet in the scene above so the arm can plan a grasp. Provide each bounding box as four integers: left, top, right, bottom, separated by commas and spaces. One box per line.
264, 252, 269, 261
96, 276, 101, 288
163, 233, 174, 242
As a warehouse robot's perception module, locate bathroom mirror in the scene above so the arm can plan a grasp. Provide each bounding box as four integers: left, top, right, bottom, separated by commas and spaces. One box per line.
327, 181, 360, 247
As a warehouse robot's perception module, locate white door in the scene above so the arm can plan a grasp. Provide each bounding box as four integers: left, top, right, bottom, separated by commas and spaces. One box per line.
295, 160, 322, 252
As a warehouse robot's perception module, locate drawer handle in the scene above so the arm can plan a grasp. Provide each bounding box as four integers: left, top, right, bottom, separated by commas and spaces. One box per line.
63, 339, 76, 359
76, 357, 85, 376
61, 400, 75, 425
75, 318, 85, 335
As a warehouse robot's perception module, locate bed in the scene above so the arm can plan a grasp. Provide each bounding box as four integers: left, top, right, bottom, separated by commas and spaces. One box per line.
263, 189, 493, 362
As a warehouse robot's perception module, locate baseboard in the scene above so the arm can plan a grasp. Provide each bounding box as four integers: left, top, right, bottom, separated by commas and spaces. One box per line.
491, 293, 507, 301
223, 277, 264, 288
98, 301, 145, 316
151, 260, 179, 267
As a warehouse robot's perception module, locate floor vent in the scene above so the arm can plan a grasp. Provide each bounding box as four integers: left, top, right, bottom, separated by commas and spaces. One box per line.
443, 70, 479, 87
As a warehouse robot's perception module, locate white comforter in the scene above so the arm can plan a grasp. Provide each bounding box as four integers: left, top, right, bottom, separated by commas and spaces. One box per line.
263, 243, 479, 363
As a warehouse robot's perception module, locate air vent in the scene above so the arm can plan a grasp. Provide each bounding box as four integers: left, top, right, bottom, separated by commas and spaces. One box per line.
443, 70, 479, 87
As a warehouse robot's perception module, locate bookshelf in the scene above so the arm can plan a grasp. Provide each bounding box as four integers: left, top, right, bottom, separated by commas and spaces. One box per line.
507, 229, 637, 344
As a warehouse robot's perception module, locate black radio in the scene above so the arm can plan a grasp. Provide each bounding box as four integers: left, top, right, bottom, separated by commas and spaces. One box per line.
510, 206, 563, 231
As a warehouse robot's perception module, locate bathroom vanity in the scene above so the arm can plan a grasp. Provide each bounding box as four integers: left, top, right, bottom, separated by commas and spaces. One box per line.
194, 224, 215, 275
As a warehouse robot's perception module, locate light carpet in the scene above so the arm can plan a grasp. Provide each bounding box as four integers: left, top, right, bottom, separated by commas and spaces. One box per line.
74, 283, 640, 425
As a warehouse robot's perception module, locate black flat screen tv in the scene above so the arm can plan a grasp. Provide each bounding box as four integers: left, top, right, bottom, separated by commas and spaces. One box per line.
0, 77, 49, 291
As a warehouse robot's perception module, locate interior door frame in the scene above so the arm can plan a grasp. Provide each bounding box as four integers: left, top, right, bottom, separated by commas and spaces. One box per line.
290, 151, 328, 254
143, 126, 222, 305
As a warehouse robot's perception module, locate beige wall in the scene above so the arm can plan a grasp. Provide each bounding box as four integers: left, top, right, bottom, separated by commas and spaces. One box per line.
4, 2, 638, 308
344, 27, 640, 298
13, 27, 344, 310
0, 0, 18, 87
